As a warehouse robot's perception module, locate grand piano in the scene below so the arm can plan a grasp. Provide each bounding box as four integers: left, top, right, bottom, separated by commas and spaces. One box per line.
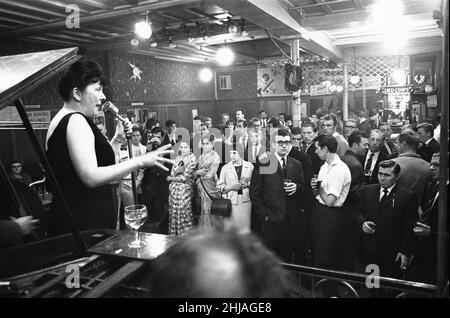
0, 47, 177, 298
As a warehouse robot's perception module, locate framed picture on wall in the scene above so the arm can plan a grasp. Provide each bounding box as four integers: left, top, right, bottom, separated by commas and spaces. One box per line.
411, 54, 436, 90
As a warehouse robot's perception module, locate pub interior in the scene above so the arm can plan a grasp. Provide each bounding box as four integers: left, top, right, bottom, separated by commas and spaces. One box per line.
0, 0, 448, 298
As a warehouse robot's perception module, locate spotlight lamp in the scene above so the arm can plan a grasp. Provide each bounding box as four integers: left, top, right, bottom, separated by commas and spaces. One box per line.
134, 11, 152, 39
216, 46, 234, 66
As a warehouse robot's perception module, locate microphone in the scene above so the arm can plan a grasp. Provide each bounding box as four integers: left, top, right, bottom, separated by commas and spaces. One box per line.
101, 101, 126, 123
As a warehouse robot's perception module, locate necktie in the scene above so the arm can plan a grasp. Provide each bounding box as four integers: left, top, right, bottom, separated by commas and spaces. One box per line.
281, 157, 286, 177
385, 142, 392, 155
380, 188, 389, 206
364, 153, 375, 175
242, 137, 246, 150
422, 181, 439, 221
253, 146, 257, 161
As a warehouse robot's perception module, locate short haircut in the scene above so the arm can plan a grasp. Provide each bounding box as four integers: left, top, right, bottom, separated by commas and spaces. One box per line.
131, 125, 142, 134
204, 117, 212, 122
237, 119, 248, 128
379, 160, 401, 175
145, 118, 158, 130
221, 113, 229, 117
285, 115, 293, 122
397, 130, 420, 149
267, 117, 281, 128
291, 127, 302, 135
193, 115, 201, 121
259, 110, 266, 114
347, 130, 364, 148
10, 159, 23, 166
279, 113, 286, 117
417, 122, 434, 137
345, 119, 357, 126
370, 129, 384, 140
271, 127, 292, 142
58, 60, 105, 102
165, 120, 176, 128
236, 108, 244, 115
321, 113, 337, 127
301, 121, 316, 131
150, 126, 164, 135
315, 135, 338, 153
226, 120, 235, 127
144, 229, 291, 298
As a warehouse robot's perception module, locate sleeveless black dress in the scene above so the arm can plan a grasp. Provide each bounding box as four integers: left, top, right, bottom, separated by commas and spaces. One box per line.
46, 112, 116, 236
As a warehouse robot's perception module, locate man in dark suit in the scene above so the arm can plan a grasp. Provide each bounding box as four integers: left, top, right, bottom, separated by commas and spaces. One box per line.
301, 121, 324, 175
339, 130, 368, 271
356, 160, 418, 279
362, 129, 387, 184
162, 119, 177, 146
357, 110, 372, 137
245, 128, 265, 163
250, 128, 307, 263
409, 153, 448, 283
379, 123, 397, 156
416, 122, 440, 163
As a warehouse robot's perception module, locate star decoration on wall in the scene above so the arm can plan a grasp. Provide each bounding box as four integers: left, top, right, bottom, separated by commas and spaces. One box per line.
129, 62, 143, 81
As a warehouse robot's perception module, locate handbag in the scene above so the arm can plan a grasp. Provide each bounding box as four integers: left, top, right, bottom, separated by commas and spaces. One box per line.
199, 179, 232, 217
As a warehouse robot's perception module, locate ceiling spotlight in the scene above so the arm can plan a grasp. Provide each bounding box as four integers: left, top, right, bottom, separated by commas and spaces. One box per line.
199, 67, 213, 82
228, 24, 238, 34
216, 46, 234, 66
150, 41, 158, 48
240, 30, 249, 37
135, 12, 152, 39
130, 38, 139, 47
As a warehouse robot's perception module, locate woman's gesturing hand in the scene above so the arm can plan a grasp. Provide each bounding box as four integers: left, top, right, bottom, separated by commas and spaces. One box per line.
141, 144, 174, 171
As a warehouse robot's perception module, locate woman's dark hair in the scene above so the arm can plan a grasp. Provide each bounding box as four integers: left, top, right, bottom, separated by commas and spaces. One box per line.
58, 60, 105, 102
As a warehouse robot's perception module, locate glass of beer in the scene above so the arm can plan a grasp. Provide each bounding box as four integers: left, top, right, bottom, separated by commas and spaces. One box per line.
124, 204, 148, 248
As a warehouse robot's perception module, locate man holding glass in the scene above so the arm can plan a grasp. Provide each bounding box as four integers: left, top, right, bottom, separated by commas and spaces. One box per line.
250, 128, 306, 263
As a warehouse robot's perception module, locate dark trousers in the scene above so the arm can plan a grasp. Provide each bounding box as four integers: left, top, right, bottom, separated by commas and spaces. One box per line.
311, 202, 342, 269
336, 203, 361, 272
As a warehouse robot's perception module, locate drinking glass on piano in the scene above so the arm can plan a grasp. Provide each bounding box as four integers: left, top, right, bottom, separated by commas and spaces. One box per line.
124, 204, 148, 248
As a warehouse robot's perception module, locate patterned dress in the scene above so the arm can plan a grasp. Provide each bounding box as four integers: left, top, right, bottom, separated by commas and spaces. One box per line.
168, 153, 197, 236
196, 150, 221, 230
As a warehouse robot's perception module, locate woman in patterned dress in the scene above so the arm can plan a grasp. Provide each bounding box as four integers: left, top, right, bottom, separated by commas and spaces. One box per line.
167, 142, 197, 236
195, 134, 221, 230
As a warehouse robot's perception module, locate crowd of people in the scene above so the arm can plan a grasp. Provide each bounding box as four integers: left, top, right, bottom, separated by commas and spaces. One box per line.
112, 105, 446, 284
0, 60, 446, 288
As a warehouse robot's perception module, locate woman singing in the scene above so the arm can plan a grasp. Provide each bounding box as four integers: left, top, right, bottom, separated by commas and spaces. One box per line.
167, 141, 197, 236
45, 60, 172, 236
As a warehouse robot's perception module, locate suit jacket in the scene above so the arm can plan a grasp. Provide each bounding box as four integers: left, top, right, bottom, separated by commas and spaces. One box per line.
358, 120, 371, 136
381, 141, 396, 156
250, 153, 306, 222
217, 161, 254, 204
342, 150, 365, 204
245, 143, 265, 164
417, 138, 440, 163
289, 147, 313, 209
356, 184, 418, 258
304, 142, 324, 175
363, 150, 387, 184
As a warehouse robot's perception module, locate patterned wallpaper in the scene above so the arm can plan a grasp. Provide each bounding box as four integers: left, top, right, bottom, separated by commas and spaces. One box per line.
107, 53, 215, 103
216, 67, 257, 100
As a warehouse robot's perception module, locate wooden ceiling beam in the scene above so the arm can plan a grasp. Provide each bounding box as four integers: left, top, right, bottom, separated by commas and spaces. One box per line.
37, 0, 91, 14
80, 0, 113, 11
313, 0, 334, 15
0, 0, 199, 38
0, 0, 67, 18
209, 0, 343, 62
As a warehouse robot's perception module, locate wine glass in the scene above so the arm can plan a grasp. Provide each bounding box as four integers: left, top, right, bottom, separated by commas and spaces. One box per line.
124, 204, 148, 248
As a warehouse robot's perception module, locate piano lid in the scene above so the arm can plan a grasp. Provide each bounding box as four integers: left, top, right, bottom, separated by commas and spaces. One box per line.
0, 47, 81, 111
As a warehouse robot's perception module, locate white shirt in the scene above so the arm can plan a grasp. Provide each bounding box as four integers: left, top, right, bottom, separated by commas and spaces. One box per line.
364, 150, 380, 176
274, 152, 288, 170
424, 137, 433, 146
316, 154, 351, 207
379, 184, 396, 201
250, 144, 261, 158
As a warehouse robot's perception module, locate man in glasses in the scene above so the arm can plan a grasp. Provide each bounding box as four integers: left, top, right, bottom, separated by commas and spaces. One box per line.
344, 119, 358, 141
250, 128, 307, 264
